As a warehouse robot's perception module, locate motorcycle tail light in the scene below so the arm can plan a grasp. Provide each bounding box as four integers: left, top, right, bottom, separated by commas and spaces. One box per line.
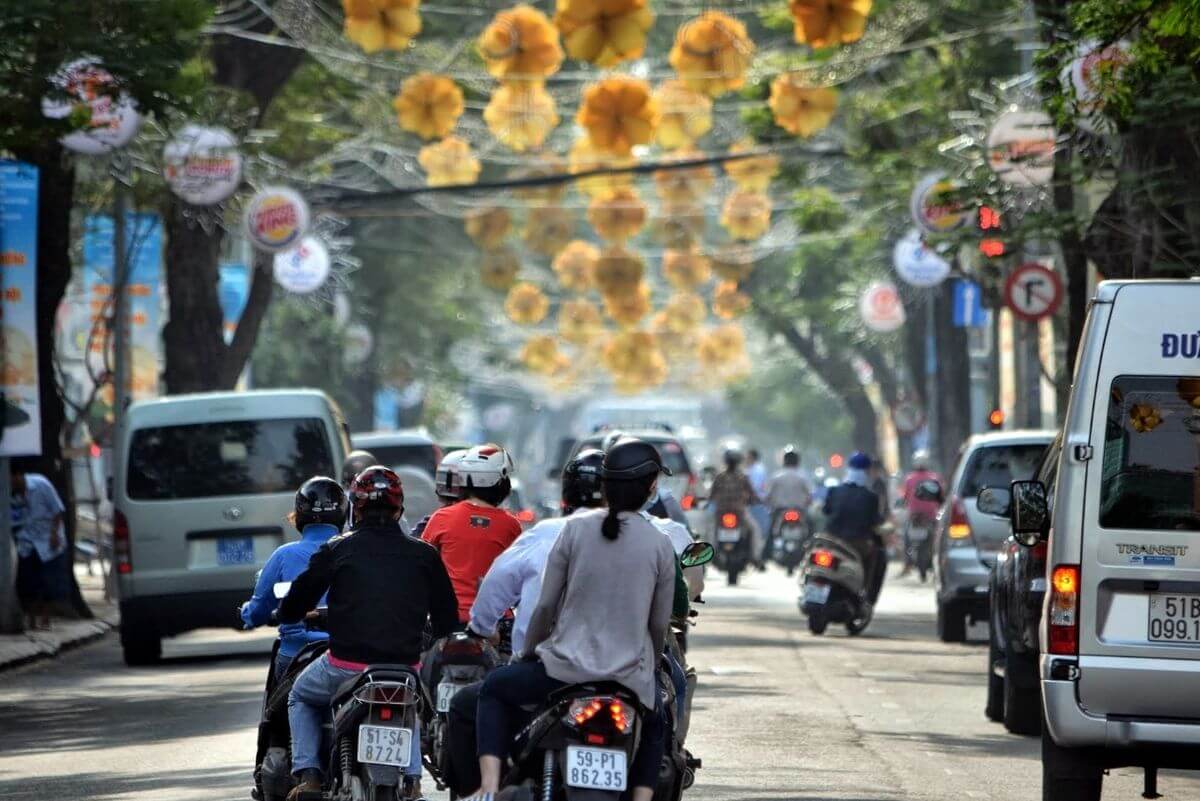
114, 510, 132, 575
681, 494, 695, 511
379, 706, 393, 721
720, 513, 739, 529
568, 698, 604, 726
811, 550, 837, 569
566, 697, 633, 735
783, 510, 802, 523
515, 509, 536, 523
1048, 565, 1080, 656
441, 635, 485, 659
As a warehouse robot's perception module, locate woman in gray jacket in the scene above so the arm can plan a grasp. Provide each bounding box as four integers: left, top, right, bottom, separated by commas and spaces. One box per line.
471, 438, 677, 801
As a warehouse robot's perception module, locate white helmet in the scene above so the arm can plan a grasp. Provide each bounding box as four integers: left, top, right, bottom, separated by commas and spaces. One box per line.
911, 449, 931, 470
458, 444, 515, 489
435, 449, 468, 500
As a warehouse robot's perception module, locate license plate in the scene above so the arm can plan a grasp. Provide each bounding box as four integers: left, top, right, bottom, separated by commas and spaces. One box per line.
1148, 593, 1200, 644
804, 582, 831, 604
217, 536, 255, 566
436, 682, 466, 713
565, 746, 628, 792
717, 529, 741, 543
908, 527, 929, 542
357, 724, 412, 768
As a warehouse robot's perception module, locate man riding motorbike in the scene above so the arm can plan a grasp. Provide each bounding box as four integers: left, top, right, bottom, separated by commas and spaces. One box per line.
279, 466, 460, 800
707, 446, 763, 567
421, 445, 522, 624
822, 452, 885, 606
411, 448, 468, 538
762, 446, 813, 563
899, 450, 943, 577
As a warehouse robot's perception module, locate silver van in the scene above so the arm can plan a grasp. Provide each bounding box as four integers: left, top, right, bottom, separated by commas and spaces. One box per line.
1001, 281, 1200, 800
114, 390, 350, 665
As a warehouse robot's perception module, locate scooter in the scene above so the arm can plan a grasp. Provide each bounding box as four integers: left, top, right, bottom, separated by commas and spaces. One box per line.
798, 535, 877, 636
770, 508, 811, 576
712, 511, 752, 586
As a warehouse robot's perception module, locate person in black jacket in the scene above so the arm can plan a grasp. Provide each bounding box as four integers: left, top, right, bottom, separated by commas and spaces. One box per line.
281, 465, 459, 800
823, 452, 885, 605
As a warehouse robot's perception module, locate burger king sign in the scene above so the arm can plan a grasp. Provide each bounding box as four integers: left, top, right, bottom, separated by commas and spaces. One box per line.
243, 187, 310, 253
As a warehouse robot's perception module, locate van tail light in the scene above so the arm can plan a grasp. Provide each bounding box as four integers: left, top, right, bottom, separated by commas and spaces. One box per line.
720, 513, 739, 529
114, 510, 132, 575
783, 509, 802, 523
810, 549, 838, 569
947, 498, 972, 542
1048, 565, 1080, 656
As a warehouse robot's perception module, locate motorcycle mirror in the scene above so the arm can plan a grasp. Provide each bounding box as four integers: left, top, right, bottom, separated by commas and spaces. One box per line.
273, 582, 292, 599
976, 486, 1011, 518
680, 541, 715, 569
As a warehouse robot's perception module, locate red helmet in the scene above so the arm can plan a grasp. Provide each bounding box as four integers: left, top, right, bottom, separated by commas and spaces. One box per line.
348, 465, 405, 519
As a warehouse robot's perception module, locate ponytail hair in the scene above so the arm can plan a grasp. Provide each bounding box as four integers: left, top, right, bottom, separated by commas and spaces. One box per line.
600, 473, 657, 541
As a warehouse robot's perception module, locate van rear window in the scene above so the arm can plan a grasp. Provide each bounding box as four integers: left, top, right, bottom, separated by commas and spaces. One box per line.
1101, 375, 1200, 531
959, 444, 1047, 497
128, 418, 333, 500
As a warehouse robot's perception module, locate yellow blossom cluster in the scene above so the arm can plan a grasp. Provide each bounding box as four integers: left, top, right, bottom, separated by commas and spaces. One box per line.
342, 0, 421, 53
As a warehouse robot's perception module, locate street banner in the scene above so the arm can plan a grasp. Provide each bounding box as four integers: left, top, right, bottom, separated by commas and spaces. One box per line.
0, 161, 43, 457
219, 262, 250, 341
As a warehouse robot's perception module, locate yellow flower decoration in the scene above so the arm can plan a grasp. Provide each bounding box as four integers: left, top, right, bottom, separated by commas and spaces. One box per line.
654, 203, 706, 249
555, 0, 654, 67
343, 0, 421, 54
724, 140, 779, 192
393, 73, 463, 140
603, 281, 651, 327
789, 0, 872, 48
480, 247, 521, 291
654, 150, 715, 205
1129, 403, 1164, 433
653, 80, 713, 149
720, 191, 772, 241
484, 82, 560, 152
522, 334, 566, 375
464, 207, 512, 248
592, 247, 645, 297
577, 76, 660, 157
569, 137, 636, 198
505, 282, 551, 325
769, 76, 838, 137
712, 281, 750, 319
603, 330, 667, 390
479, 5, 563, 81
553, 240, 599, 292
697, 323, 746, 368
558, 298, 604, 344
512, 156, 569, 204
663, 292, 707, 333
711, 246, 756, 282
650, 311, 698, 358
523, 207, 576, 257
587, 187, 647, 242
662, 248, 712, 290
668, 11, 755, 98
418, 136, 480, 186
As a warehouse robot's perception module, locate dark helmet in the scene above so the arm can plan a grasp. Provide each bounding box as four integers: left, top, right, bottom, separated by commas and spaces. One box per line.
341, 450, 378, 488
849, 451, 872, 470
562, 449, 605, 512
782, 445, 800, 467
295, 476, 348, 529
602, 438, 672, 481
722, 445, 744, 469
348, 465, 405, 522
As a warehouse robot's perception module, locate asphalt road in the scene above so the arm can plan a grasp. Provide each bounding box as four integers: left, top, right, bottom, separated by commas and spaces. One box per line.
3, 565, 1200, 801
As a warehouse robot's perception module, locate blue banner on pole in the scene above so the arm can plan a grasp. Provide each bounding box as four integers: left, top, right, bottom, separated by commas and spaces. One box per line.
952, 279, 989, 328
218, 262, 249, 340
0, 161, 42, 456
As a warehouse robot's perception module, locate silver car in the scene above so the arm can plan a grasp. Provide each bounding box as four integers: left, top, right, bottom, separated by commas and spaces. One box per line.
933, 430, 1053, 643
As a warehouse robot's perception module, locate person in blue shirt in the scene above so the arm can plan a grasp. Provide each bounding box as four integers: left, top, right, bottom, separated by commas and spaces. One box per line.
239, 476, 348, 680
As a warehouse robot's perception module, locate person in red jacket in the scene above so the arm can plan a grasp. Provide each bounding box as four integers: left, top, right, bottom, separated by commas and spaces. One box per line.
421, 444, 522, 623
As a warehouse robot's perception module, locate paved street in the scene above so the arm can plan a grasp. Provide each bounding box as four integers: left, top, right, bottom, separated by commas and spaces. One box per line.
3, 566, 1199, 801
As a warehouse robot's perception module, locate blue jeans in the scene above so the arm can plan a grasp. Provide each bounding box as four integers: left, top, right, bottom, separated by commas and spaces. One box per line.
288, 654, 422, 777
665, 651, 687, 723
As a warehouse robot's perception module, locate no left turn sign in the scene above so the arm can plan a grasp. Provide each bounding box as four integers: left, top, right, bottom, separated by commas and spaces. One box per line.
1004, 263, 1063, 322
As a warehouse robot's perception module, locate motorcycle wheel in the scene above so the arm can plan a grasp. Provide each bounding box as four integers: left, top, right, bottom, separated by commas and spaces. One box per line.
845, 605, 873, 636
808, 614, 827, 635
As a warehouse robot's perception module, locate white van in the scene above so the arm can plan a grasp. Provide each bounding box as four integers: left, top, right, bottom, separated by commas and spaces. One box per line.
999, 280, 1200, 800
114, 390, 350, 665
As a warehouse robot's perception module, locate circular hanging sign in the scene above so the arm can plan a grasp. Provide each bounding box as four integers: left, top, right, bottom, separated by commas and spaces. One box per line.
344, 323, 374, 366
860, 281, 906, 333
909, 172, 970, 234
1062, 40, 1130, 133
163, 125, 242, 205
986, 110, 1056, 188
893, 228, 951, 288
1004, 263, 1063, 322
273, 236, 331, 294
243, 187, 310, 252
892, 400, 925, 435
41, 59, 141, 154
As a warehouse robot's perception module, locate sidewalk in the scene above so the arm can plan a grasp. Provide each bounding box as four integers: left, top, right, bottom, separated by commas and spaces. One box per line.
0, 564, 119, 671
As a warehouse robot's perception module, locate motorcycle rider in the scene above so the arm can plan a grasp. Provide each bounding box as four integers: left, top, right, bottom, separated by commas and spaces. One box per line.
279, 466, 459, 800
899, 450, 943, 577
411, 449, 468, 538
602, 430, 691, 530
470, 438, 676, 801
822, 452, 885, 606
707, 446, 763, 567
762, 446, 813, 562
421, 444, 522, 624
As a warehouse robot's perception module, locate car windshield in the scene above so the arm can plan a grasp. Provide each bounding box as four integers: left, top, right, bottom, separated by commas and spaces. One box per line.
367, 444, 438, 477
1100, 375, 1200, 531
960, 443, 1047, 497
128, 418, 333, 500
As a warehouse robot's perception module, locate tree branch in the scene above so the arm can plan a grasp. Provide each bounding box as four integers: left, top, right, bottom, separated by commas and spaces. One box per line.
221, 250, 274, 388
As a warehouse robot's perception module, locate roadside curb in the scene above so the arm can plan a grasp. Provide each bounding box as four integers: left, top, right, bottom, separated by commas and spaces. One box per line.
0, 613, 118, 673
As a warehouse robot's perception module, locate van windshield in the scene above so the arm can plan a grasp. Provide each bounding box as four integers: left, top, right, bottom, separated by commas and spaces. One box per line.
1101, 375, 1200, 531
128, 418, 333, 500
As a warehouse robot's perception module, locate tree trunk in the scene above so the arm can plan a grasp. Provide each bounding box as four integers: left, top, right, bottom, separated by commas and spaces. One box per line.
857, 343, 913, 467
933, 282, 972, 473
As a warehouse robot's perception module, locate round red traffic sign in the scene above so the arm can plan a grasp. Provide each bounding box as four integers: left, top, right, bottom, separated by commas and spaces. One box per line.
1004, 263, 1063, 322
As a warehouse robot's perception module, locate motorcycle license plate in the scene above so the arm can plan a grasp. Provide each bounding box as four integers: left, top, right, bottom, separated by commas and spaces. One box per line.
357, 724, 412, 768
717, 529, 741, 543
565, 746, 628, 792
436, 681, 467, 713
908, 527, 930, 543
804, 583, 831, 605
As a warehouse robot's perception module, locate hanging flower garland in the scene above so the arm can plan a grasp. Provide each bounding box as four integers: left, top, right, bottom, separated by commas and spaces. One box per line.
342, 0, 421, 54
603, 330, 667, 391
478, 5, 564, 81
712, 246, 757, 282
721, 191, 772, 241
553, 240, 600, 292
523, 207, 576, 256
464, 206, 512, 248
554, 0, 654, 67
654, 149, 716, 205
512, 156, 570, 204
569, 137, 636, 198
484, 82, 560, 152
769, 76, 838, 137
668, 11, 755, 98
712, 280, 751, 319
653, 203, 706, 249
522, 334, 569, 375
788, 0, 872, 48
663, 292, 708, 333
558, 298, 604, 344
505, 282, 551, 324
418, 136, 481, 186
662, 247, 712, 290
393, 73, 463, 140
587, 187, 647, 242
697, 323, 747, 368
653, 80, 713, 149
577, 75, 660, 157
480, 246, 521, 291
603, 281, 651, 327
592, 247, 645, 297
724, 140, 780, 192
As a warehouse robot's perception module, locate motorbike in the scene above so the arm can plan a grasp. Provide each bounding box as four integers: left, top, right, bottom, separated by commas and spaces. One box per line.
905, 479, 944, 583
712, 511, 752, 586
770, 508, 811, 576
798, 534, 876, 637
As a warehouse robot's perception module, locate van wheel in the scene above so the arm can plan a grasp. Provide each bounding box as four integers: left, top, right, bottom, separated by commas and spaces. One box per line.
937, 600, 967, 643
121, 628, 161, 666
1042, 726, 1102, 801
1003, 647, 1042, 736
985, 629, 1004, 723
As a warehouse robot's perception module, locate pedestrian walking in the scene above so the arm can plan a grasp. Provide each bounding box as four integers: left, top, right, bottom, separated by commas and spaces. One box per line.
11, 469, 68, 630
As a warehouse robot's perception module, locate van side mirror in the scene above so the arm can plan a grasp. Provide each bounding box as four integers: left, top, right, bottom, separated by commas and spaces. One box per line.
680, 541, 715, 569
1010, 480, 1049, 547
913, 479, 944, 504
976, 487, 1011, 518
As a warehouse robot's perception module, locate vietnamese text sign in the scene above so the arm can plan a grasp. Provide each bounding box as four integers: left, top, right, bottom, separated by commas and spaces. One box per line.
0, 161, 43, 456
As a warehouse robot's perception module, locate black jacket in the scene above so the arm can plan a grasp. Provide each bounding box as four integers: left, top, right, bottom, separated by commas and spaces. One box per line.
279, 524, 459, 665
822, 484, 882, 541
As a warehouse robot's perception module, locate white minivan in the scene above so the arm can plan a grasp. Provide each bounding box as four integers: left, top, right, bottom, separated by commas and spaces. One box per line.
114, 390, 350, 665
998, 280, 1200, 800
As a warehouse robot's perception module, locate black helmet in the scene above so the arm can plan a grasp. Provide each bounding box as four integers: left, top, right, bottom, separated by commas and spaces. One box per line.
723, 446, 744, 468
782, 445, 800, 467
562, 449, 605, 512
342, 450, 377, 488
295, 476, 348, 529
602, 438, 672, 481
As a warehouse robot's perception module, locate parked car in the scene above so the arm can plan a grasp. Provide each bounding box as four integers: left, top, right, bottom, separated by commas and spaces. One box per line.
981, 434, 1062, 735
114, 389, 350, 665
1008, 281, 1200, 801
933, 430, 1054, 643
351, 429, 442, 478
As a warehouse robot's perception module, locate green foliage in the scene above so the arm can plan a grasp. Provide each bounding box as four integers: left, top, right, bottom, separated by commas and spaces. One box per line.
260, 59, 361, 166
727, 358, 854, 456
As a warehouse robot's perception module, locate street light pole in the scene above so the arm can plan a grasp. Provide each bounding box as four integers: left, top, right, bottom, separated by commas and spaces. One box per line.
110, 156, 130, 504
